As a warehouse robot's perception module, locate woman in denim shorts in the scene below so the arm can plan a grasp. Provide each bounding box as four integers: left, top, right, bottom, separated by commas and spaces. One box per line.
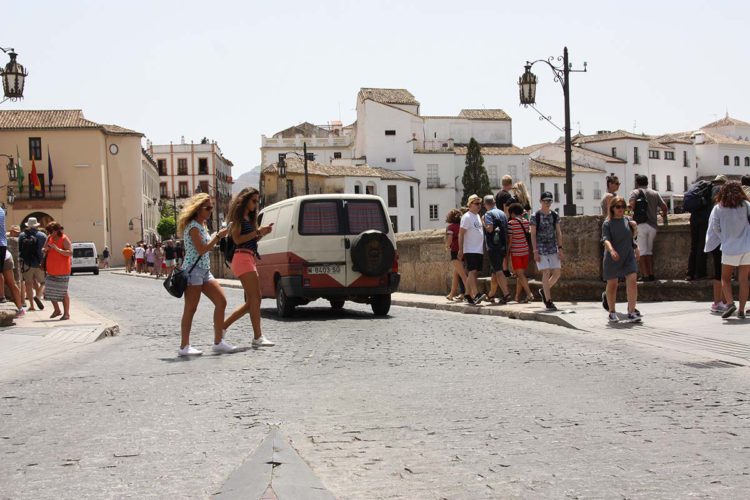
176, 193, 234, 357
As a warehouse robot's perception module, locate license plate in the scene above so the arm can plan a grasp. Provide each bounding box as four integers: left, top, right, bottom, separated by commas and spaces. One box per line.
307, 264, 341, 275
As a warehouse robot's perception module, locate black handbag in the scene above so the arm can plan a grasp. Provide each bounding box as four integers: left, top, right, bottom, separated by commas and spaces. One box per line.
163, 258, 200, 298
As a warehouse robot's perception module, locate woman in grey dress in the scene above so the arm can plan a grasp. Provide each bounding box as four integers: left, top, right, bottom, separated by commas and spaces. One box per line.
602, 196, 641, 323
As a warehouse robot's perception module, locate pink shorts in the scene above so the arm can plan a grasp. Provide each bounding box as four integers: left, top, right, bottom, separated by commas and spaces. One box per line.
231, 251, 257, 277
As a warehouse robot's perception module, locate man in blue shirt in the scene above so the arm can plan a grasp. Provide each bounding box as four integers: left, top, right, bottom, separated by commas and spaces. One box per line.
482, 195, 511, 304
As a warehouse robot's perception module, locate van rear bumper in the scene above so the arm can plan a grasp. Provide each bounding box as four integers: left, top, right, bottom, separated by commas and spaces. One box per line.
280, 272, 400, 298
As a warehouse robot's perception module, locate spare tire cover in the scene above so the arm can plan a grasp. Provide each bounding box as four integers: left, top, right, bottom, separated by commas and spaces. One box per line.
350, 230, 395, 277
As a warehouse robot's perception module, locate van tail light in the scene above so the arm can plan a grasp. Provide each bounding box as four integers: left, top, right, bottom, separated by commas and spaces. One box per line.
392, 251, 399, 273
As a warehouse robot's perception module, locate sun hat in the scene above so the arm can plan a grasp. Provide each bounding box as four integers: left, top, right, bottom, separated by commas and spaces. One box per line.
466, 194, 482, 206
713, 174, 728, 183
25, 217, 40, 228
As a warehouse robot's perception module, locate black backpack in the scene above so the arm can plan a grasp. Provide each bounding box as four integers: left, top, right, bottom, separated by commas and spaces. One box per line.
219, 236, 236, 266
534, 210, 559, 230
19, 232, 39, 263
633, 189, 649, 224
683, 180, 713, 213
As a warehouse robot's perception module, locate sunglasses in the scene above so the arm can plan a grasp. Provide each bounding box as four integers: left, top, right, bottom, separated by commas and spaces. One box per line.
613, 205, 626, 209
203, 205, 214, 211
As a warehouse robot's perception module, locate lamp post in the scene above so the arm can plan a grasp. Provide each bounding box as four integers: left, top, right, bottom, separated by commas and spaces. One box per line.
0, 154, 18, 209
277, 143, 314, 199
128, 216, 144, 243
519, 47, 586, 216
1, 48, 28, 102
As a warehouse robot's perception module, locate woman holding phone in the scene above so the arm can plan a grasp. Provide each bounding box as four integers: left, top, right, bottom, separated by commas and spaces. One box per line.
176, 193, 232, 356
222, 187, 275, 347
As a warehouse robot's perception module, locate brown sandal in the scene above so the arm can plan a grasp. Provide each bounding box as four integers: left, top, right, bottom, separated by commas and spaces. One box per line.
50, 311, 61, 318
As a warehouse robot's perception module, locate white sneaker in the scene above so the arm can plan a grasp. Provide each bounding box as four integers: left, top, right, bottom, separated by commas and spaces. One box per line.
252, 336, 275, 347
608, 312, 619, 323
178, 345, 203, 357
212, 339, 238, 354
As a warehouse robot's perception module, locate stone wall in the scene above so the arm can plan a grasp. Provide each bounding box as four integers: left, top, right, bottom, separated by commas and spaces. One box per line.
396, 214, 715, 296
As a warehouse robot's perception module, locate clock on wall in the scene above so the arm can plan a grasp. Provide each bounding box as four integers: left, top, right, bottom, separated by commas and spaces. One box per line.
109, 144, 119, 155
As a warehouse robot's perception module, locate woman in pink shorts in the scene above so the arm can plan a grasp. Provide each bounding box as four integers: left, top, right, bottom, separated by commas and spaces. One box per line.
222, 188, 275, 347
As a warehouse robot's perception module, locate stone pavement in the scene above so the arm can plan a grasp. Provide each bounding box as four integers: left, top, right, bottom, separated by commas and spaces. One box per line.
0, 295, 118, 381
3, 272, 750, 499
114, 269, 750, 367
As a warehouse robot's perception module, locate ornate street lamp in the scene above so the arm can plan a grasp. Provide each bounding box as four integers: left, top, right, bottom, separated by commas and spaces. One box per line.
518, 64, 537, 105
1, 154, 17, 181
519, 47, 586, 216
128, 216, 144, 242
1, 48, 28, 101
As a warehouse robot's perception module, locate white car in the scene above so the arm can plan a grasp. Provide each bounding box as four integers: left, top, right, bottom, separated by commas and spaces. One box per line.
71, 242, 99, 275
256, 194, 400, 317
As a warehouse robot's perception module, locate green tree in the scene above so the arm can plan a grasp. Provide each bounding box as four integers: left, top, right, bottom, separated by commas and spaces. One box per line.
159, 201, 177, 219
460, 137, 491, 206
157, 216, 176, 240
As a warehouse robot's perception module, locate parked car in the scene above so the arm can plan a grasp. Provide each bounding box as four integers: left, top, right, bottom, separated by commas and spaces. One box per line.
256, 194, 400, 317
71, 242, 99, 275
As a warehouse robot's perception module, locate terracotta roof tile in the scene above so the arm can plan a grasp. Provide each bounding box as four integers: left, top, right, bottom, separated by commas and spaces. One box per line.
453, 145, 524, 155
655, 134, 692, 145
702, 115, 750, 129
358, 88, 419, 106
529, 158, 604, 177
0, 110, 142, 136
458, 109, 511, 121
574, 129, 651, 144
263, 157, 418, 182
0, 109, 100, 129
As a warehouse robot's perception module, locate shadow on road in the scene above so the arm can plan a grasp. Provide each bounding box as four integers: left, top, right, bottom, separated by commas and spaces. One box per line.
260, 306, 391, 322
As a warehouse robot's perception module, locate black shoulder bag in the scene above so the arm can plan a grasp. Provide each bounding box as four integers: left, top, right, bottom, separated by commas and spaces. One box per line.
163, 257, 201, 298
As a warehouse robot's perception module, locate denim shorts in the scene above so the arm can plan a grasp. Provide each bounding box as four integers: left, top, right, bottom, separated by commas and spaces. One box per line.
186, 266, 214, 286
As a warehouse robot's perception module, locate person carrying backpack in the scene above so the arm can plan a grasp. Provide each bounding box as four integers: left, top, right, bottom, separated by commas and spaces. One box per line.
628, 175, 668, 282
684, 177, 717, 280
18, 217, 47, 311
530, 191, 563, 311
221, 187, 275, 347
482, 195, 511, 304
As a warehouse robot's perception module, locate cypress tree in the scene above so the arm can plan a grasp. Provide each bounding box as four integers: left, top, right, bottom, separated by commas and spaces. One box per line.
461, 137, 491, 206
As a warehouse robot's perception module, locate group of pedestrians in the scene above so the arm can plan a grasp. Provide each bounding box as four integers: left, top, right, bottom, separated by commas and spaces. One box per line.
1, 213, 74, 321
122, 240, 181, 277
175, 188, 275, 357
446, 177, 564, 311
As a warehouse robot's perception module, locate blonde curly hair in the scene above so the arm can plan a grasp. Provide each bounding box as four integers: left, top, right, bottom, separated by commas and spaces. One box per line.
177, 193, 211, 234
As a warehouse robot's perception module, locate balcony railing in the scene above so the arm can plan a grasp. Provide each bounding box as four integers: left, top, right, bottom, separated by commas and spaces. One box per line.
261, 136, 353, 148
426, 177, 444, 188
15, 184, 66, 201
415, 140, 454, 152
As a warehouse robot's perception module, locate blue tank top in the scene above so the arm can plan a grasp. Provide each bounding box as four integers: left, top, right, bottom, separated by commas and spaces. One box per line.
237, 219, 260, 258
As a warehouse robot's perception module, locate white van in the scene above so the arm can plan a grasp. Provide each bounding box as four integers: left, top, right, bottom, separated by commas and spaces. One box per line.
256, 194, 400, 317
71, 242, 99, 275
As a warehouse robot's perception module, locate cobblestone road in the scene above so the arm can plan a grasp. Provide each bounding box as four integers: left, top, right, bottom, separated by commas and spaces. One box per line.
1, 273, 749, 499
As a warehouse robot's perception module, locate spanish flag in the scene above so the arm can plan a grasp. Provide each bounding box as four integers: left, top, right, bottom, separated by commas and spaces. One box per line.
30, 158, 41, 192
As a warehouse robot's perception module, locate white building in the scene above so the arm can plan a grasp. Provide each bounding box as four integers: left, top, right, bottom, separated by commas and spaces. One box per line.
149, 138, 234, 231
140, 148, 161, 243
260, 88, 528, 230
689, 115, 750, 180
260, 121, 355, 169
259, 156, 420, 232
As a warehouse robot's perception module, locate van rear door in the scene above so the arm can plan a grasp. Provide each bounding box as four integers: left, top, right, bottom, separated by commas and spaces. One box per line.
342, 199, 390, 287
297, 199, 346, 287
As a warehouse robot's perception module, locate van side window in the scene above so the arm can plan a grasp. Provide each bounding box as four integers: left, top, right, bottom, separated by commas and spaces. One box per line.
299, 201, 340, 235
345, 201, 388, 234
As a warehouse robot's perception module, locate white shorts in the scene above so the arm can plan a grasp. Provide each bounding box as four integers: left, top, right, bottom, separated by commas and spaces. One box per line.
537, 252, 561, 270
722, 251, 750, 267
636, 223, 657, 256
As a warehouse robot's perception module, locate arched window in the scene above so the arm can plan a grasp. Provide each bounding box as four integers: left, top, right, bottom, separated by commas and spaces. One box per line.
735, 156, 740, 166
724, 155, 730, 165
745, 157, 750, 167
354, 181, 363, 194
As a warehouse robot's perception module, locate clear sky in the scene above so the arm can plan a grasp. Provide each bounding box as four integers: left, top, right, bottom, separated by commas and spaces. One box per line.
5, 0, 748, 176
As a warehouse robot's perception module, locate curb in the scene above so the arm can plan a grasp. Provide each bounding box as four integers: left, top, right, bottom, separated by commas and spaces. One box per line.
391, 299, 579, 330
113, 271, 578, 330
